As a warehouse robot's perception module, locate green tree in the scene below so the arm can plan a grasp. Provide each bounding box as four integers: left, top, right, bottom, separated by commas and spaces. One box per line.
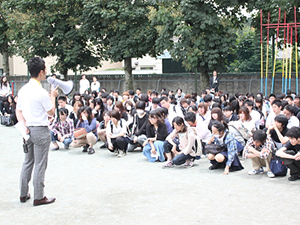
0, 1, 11, 76
82, 0, 158, 90
3, 0, 100, 78
227, 26, 262, 72
154, 0, 246, 90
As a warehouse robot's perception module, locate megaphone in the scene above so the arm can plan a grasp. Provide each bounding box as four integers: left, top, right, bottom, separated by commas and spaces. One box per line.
47, 77, 74, 95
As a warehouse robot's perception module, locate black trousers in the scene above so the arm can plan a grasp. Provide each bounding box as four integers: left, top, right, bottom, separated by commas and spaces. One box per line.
282, 158, 300, 175
107, 137, 129, 152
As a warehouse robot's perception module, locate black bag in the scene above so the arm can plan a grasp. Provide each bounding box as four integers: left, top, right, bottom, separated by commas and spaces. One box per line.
205, 144, 227, 155
270, 155, 287, 177
0, 116, 12, 126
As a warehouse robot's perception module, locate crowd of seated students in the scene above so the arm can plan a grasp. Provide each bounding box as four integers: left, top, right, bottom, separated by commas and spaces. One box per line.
7, 78, 300, 182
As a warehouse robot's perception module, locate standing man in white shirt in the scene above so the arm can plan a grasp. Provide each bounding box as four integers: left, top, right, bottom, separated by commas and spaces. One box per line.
16, 57, 58, 206
79, 74, 90, 94
90, 76, 100, 92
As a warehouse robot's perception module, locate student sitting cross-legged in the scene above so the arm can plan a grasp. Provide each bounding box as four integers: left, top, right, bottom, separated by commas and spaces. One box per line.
162, 116, 197, 168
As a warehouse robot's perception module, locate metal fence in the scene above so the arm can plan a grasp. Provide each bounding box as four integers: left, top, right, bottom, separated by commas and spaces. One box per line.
8, 72, 300, 96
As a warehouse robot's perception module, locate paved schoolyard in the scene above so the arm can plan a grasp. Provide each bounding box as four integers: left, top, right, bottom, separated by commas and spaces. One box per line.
0, 125, 299, 225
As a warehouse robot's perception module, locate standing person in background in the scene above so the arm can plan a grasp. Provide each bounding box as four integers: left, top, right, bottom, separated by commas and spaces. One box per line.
16, 57, 58, 206
209, 70, 220, 92
0, 75, 11, 113
90, 76, 100, 92
79, 74, 90, 94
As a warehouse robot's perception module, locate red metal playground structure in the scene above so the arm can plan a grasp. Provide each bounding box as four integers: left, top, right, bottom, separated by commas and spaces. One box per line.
261, 7, 300, 95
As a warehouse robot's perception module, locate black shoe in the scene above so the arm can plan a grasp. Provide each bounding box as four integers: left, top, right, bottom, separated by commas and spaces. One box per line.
288, 174, 299, 181
88, 148, 95, 155
82, 144, 89, 152
100, 144, 106, 149
209, 163, 219, 170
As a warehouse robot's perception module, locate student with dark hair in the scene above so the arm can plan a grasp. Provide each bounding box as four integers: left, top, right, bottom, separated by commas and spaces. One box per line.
266, 99, 282, 128
267, 114, 289, 149
50, 108, 74, 150
106, 109, 129, 157
57, 95, 73, 115
208, 107, 228, 131
223, 106, 238, 121
204, 95, 213, 109
198, 102, 211, 124
156, 107, 173, 134
160, 96, 183, 123
276, 127, 300, 181
127, 101, 149, 152
243, 130, 276, 178
79, 74, 90, 94
150, 97, 160, 111
283, 105, 300, 128
184, 112, 211, 145
163, 116, 197, 168
93, 98, 105, 123
106, 95, 115, 111
70, 92, 83, 106
71, 106, 97, 155
207, 121, 244, 174
97, 111, 111, 148
3, 94, 17, 125
142, 110, 167, 162
244, 99, 262, 129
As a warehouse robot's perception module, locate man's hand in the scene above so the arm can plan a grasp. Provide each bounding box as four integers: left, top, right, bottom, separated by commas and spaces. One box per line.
51, 85, 59, 98
108, 143, 114, 150
294, 152, 300, 161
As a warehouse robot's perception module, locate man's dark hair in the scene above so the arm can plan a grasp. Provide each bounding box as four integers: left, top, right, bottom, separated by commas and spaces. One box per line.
286, 95, 293, 101
269, 93, 276, 98
204, 95, 212, 103
150, 91, 158, 96
136, 101, 145, 110
295, 95, 300, 99
152, 97, 160, 104
128, 90, 135, 96
243, 99, 254, 108
253, 130, 267, 143
59, 107, 69, 116
160, 96, 169, 102
136, 88, 141, 91
114, 90, 120, 95
286, 127, 300, 139
223, 106, 233, 112
274, 114, 288, 128
271, 99, 282, 108
28, 57, 45, 78
106, 95, 115, 103
284, 105, 295, 115
140, 94, 149, 103
101, 92, 108, 99
184, 111, 196, 123
161, 91, 169, 96
57, 95, 67, 102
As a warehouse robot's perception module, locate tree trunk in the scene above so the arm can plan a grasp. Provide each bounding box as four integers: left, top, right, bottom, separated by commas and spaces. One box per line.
2, 40, 9, 77
124, 57, 133, 91
198, 68, 209, 91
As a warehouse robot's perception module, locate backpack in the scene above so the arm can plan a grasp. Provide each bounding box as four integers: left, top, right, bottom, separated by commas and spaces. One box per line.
186, 128, 203, 159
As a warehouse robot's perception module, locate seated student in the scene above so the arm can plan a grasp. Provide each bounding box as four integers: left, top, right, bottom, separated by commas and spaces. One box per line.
184, 112, 211, 145
57, 95, 73, 115
127, 101, 149, 152
93, 98, 105, 123
69, 100, 83, 127
97, 111, 111, 148
207, 121, 244, 175
71, 106, 98, 155
114, 101, 128, 121
244, 99, 263, 130
283, 105, 300, 129
267, 114, 289, 149
160, 96, 184, 123
208, 107, 228, 132
163, 116, 197, 168
223, 106, 238, 122
243, 130, 276, 178
106, 95, 115, 111
198, 102, 211, 124
179, 98, 189, 116
276, 127, 300, 181
3, 94, 17, 125
265, 99, 282, 128
148, 97, 160, 111
142, 110, 168, 162
106, 109, 129, 157
156, 107, 173, 134
50, 108, 74, 150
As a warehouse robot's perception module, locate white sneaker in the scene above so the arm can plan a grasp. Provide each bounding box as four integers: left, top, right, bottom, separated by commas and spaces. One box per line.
248, 167, 264, 175
113, 149, 119, 156
117, 150, 126, 157
267, 171, 275, 178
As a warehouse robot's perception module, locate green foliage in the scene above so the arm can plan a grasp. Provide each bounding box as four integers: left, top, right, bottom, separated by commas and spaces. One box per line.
154, 0, 246, 89
3, 0, 100, 76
